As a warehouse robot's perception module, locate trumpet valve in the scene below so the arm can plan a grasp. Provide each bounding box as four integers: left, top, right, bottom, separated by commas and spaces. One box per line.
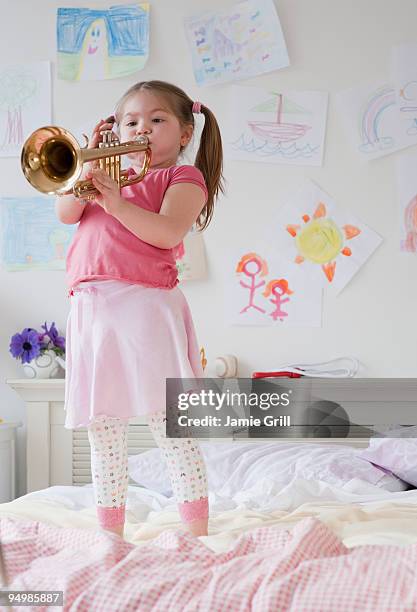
100, 129, 113, 144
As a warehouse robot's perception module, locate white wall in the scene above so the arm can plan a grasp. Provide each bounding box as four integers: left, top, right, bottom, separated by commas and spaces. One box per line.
1, 0, 416, 496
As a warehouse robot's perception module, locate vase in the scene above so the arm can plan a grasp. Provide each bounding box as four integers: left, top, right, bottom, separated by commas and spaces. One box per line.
22, 350, 61, 379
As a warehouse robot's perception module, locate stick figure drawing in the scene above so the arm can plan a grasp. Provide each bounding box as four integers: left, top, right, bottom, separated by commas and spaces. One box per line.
263, 278, 293, 321
236, 252, 268, 314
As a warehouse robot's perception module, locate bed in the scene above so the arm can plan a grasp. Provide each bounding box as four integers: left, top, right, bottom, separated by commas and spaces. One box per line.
1, 378, 417, 610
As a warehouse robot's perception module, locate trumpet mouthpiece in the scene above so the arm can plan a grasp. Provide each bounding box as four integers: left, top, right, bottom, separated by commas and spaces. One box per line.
134, 135, 149, 146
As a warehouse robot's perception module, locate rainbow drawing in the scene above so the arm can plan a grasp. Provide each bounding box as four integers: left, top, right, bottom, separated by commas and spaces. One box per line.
359, 86, 396, 153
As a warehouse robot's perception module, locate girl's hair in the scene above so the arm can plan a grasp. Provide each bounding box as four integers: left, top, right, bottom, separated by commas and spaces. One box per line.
114, 80, 225, 231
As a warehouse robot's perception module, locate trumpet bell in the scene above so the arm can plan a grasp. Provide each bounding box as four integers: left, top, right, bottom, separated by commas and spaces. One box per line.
21, 126, 83, 195
21, 125, 151, 200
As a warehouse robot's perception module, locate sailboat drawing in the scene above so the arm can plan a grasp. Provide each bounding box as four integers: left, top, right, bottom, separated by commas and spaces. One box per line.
248, 93, 311, 143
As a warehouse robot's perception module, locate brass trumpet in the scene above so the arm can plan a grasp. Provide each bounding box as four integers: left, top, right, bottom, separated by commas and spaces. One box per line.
21, 126, 152, 200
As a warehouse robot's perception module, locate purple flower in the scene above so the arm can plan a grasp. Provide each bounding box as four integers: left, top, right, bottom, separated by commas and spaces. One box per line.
9, 328, 42, 364
41, 321, 66, 351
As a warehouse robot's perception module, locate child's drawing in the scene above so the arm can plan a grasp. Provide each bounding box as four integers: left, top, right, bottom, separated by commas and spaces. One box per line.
57, 4, 150, 81
236, 252, 268, 314
398, 80, 417, 136
226, 250, 322, 327
0, 197, 76, 270
0, 62, 51, 157
392, 44, 417, 138
184, 0, 289, 87
397, 152, 417, 252
336, 79, 417, 161
263, 278, 293, 321
403, 195, 417, 251
225, 85, 328, 166
358, 86, 396, 153
287, 203, 360, 283
174, 231, 207, 281
270, 181, 383, 294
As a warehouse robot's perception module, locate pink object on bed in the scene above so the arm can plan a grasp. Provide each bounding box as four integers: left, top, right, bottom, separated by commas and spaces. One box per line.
1, 517, 417, 611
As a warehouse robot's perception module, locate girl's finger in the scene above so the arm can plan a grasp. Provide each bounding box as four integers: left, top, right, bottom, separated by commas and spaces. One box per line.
92, 173, 114, 189
94, 118, 114, 132
94, 167, 115, 179
92, 168, 108, 180
91, 180, 106, 195
89, 119, 110, 146
91, 121, 105, 136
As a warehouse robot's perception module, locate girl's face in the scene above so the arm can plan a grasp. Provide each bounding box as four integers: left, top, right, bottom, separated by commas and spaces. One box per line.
118, 90, 193, 169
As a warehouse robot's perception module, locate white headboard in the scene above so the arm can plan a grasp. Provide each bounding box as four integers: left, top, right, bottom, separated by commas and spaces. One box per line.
6, 379, 369, 494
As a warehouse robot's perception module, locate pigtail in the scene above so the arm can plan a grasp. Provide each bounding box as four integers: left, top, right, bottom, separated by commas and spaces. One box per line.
194, 105, 225, 231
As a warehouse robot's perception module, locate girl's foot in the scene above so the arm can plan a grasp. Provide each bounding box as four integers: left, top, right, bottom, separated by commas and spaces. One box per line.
186, 518, 208, 537
103, 524, 124, 538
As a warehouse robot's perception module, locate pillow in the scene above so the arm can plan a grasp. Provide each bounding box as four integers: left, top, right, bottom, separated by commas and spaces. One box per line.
128, 440, 407, 496
360, 426, 417, 487
128, 447, 173, 497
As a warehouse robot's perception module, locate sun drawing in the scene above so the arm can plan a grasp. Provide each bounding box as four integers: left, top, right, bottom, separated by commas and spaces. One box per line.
286, 202, 361, 282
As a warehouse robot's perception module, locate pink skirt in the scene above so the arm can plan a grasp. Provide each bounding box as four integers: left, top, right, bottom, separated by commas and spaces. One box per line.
64, 279, 204, 429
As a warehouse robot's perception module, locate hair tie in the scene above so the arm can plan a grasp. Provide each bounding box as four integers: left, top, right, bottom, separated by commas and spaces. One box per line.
192, 101, 202, 114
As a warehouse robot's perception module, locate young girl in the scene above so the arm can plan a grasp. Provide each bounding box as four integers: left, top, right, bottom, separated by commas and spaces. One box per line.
56, 80, 224, 539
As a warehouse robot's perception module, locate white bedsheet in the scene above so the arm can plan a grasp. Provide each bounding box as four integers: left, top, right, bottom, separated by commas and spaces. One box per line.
1, 479, 417, 552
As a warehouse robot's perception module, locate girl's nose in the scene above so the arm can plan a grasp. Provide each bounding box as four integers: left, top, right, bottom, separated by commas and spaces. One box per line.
136, 125, 151, 135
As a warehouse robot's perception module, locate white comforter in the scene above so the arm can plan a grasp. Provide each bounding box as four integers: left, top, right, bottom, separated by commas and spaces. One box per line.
1, 479, 417, 551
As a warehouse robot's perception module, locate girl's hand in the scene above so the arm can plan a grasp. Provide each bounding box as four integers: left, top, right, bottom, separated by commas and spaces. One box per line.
88, 168, 125, 216
81, 118, 116, 178
89, 116, 115, 149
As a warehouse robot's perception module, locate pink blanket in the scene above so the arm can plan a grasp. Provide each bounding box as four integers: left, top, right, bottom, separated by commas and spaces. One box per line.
1, 516, 416, 611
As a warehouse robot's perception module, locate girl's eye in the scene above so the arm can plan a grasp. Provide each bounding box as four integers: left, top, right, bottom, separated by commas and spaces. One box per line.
152, 118, 164, 123
126, 121, 137, 127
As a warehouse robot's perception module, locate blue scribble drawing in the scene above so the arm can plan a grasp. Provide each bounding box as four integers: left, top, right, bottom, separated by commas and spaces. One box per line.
184, 0, 289, 86
1, 197, 76, 270
57, 4, 150, 81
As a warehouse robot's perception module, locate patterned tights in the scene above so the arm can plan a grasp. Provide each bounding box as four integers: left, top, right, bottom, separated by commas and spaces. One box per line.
87, 411, 209, 529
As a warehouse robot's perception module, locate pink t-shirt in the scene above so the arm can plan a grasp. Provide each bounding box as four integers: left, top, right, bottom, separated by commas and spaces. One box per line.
66, 165, 208, 290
